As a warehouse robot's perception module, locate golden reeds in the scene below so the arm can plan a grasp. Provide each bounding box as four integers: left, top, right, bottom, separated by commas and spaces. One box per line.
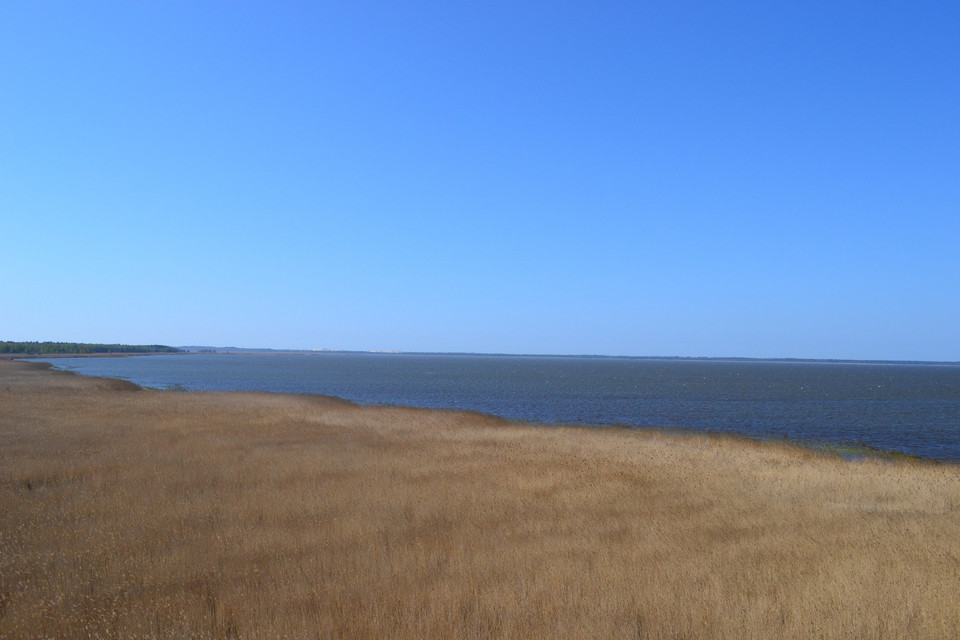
2, 359, 959, 638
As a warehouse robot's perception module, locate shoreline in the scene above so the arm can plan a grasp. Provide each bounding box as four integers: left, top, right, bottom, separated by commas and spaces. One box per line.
23, 354, 954, 466
15, 348, 960, 366
3, 357, 960, 637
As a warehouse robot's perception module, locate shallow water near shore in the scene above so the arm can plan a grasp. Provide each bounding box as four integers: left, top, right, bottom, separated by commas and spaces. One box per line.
36, 353, 960, 462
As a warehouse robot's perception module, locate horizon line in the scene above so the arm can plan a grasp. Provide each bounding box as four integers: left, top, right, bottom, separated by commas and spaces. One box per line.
175, 346, 960, 366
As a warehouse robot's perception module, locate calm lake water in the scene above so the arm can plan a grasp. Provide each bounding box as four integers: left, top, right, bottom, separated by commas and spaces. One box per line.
36, 353, 960, 463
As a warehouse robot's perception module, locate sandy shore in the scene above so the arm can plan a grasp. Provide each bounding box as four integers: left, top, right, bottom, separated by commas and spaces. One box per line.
2, 358, 959, 638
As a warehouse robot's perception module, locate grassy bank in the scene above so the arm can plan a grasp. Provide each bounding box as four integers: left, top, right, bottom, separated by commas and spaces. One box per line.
2, 359, 959, 638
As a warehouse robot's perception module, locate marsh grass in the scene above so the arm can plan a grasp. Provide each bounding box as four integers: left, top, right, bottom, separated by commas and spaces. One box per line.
2, 359, 959, 638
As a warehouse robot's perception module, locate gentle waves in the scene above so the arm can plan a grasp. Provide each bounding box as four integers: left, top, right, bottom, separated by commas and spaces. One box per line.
38, 353, 960, 462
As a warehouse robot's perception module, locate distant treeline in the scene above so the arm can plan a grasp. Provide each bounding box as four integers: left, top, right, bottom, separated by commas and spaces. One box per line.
0, 341, 182, 355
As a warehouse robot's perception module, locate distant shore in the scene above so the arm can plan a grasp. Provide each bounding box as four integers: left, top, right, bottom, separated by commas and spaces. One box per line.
2, 358, 960, 638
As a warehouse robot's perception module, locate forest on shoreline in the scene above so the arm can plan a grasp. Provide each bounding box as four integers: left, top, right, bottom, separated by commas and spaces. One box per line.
0, 341, 182, 355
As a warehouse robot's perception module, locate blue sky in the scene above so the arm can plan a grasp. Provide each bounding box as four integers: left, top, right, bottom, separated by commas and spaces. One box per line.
2, 2, 958, 360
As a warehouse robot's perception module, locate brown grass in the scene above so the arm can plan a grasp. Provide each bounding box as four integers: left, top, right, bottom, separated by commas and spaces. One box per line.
2, 358, 959, 639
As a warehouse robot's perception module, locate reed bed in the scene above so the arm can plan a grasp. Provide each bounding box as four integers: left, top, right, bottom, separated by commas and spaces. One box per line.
1, 359, 959, 638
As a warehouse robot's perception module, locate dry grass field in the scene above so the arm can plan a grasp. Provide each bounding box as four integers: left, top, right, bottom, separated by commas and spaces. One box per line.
2, 358, 960, 639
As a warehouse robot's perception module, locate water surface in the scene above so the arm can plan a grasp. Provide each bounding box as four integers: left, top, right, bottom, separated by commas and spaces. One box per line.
38, 353, 960, 462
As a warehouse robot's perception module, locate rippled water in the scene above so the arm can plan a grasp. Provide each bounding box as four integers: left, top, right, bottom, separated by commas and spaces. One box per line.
37, 353, 960, 462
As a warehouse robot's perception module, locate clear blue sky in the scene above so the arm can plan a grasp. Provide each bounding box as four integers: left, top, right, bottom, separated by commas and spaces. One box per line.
3, 2, 958, 360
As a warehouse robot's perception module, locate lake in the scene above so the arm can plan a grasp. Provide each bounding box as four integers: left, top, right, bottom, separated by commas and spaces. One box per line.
36, 352, 960, 462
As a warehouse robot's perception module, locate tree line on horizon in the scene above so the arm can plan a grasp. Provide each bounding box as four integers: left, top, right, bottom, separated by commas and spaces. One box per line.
0, 341, 182, 355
